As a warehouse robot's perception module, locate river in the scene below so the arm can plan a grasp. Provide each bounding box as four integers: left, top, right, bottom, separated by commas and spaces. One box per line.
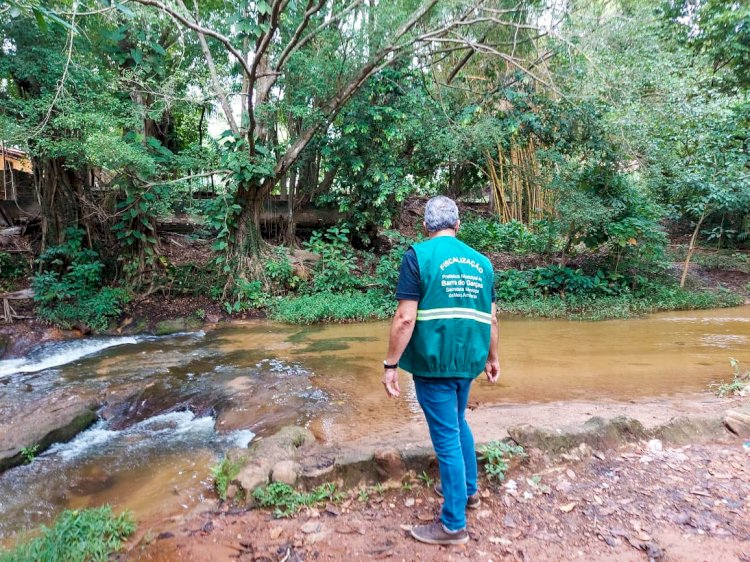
1, 306, 749, 542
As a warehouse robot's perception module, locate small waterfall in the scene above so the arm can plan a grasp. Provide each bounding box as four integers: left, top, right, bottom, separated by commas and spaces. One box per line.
0, 331, 206, 378
0, 337, 139, 378
44, 410, 252, 461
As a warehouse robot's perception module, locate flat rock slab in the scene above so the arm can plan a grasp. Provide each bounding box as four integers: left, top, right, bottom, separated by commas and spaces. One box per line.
508, 416, 649, 456
295, 413, 733, 493
228, 406, 737, 501
0, 390, 99, 471
724, 404, 750, 437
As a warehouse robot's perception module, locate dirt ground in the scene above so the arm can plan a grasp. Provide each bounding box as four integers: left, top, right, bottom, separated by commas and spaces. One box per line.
129, 440, 750, 562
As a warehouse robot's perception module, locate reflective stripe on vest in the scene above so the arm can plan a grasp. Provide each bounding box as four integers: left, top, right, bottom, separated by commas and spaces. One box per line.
416, 307, 493, 325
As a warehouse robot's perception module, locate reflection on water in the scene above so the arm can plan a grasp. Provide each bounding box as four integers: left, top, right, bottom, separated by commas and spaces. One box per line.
224, 306, 750, 441
0, 306, 749, 542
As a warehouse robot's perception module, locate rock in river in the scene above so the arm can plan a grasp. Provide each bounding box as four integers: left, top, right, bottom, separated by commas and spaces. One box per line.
0, 390, 100, 471
724, 405, 750, 438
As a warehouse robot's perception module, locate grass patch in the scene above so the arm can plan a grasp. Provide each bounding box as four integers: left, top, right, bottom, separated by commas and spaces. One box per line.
497, 287, 744, 321
0, 506, 135, 562
269, 290, 395, 324
0, 251, 28, 292
211, 457, 243, 501
417, 470, 435, 488
252, 482, 344, 518
710, 359, 750, 397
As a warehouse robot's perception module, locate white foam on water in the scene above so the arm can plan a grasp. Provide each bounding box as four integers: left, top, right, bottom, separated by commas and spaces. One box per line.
0, 337, 139, 378
227, 429, 255, 448
0, 330, 206, 378
45, 421, 118, 461
43, 410, 217, 461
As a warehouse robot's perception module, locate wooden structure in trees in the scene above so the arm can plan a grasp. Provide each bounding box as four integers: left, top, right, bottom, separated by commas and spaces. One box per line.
0, 145, 38, 226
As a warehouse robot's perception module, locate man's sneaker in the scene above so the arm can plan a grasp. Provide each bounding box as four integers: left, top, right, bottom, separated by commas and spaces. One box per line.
434, 483, 481, 509
410, 522, 470, 545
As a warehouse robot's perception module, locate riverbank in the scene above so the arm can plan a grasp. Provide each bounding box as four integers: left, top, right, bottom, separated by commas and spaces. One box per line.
0, 293, 253, 360
127, 396, 750, 562
131, 444, 750, 562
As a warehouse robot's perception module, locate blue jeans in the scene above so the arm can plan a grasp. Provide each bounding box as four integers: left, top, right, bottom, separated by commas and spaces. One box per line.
413, 376, 477, 531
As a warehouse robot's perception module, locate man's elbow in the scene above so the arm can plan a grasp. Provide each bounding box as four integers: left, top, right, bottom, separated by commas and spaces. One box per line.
395, 309, 416, 328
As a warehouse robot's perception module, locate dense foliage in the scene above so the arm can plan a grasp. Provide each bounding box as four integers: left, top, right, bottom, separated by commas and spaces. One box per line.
0, 0, 747, 325
31, 228, 129, 331
0, 506, 135, 562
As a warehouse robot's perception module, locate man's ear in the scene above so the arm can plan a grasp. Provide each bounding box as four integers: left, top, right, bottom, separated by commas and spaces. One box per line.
454, 220, 461, 232
423, 221, 428, 234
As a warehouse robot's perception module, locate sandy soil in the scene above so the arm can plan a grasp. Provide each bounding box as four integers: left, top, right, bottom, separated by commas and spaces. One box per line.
128, 439, 750, 562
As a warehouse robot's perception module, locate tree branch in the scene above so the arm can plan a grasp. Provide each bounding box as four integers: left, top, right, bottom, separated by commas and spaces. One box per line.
276, 0, 363, 71
422, 37, 555, 90
270, 0, 439, 183
446, 32, 487, 84
274, 0, 326, 72
139, 170, 231, 188
176, 0, 239, 135
129, 0, 253, 79
249, 0, 288, 83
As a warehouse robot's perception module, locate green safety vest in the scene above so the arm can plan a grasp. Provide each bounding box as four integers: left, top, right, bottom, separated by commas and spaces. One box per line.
400, 236, 494, 378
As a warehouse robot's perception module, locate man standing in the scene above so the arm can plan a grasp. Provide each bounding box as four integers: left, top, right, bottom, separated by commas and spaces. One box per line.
382, 195, 500, 546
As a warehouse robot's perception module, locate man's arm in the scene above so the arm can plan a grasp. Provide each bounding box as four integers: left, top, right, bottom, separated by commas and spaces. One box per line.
485, 303, 500, 383
382, 299, 418, 398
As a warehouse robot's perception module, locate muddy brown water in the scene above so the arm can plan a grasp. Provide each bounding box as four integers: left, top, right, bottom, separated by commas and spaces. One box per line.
0, 306, 749, 542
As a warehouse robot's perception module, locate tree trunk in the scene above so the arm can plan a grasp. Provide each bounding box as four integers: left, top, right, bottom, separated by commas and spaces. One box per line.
232, 187, 265, 263
681, 210, 707, 288
35, 157, 86, 249
285, 169, 298, 247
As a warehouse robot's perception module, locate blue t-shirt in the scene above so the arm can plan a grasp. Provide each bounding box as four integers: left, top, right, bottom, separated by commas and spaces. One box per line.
395, 248, 496, 302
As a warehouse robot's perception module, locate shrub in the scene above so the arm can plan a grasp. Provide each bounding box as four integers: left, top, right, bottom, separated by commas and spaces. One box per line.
496, 286, 743, 321
0, 251, 27, 280
264, 247, 299, 293
373, 230, 414, 293
458, 216, 554, 254
32, 228, 129, 332
162, 262, 221, 297
479, 441, 526, 483
223, 278, 268, 314
495, 266, 629, 301
710, 359, 750, 398
494, 269, 537, 301
0, 506, 135, 562
270, 290, 395, 324
305, 226, 361, 292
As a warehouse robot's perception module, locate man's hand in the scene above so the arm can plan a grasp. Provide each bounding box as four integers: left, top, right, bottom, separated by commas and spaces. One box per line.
484, 358, 500, 383
382, 367, 400, 398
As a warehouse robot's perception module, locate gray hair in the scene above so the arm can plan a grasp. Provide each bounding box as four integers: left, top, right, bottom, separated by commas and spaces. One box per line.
424, 196, 459, 232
